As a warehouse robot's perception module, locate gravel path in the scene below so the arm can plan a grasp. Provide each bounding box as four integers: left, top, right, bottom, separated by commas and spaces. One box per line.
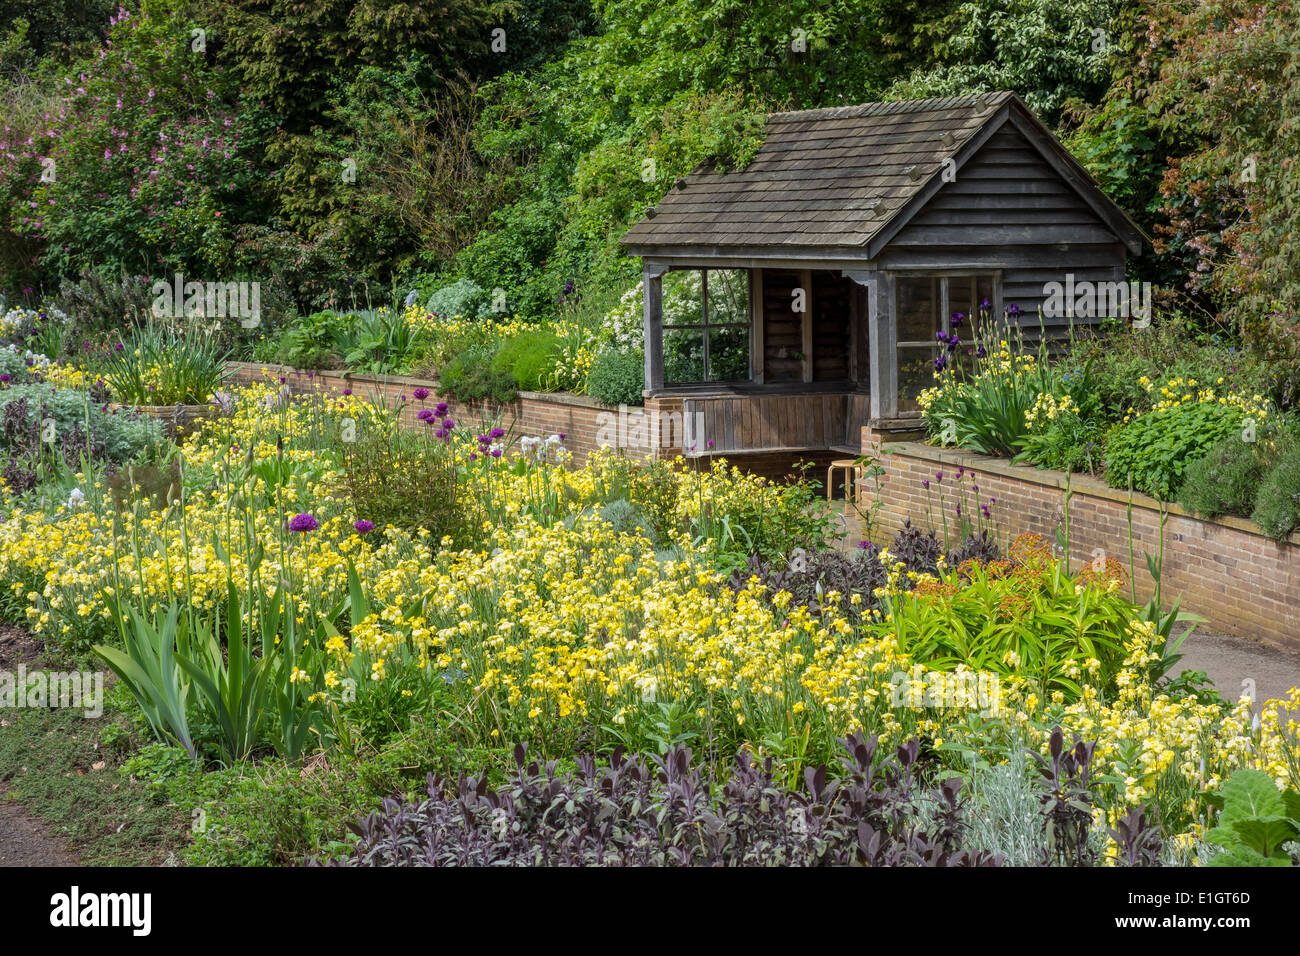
0, 784, 78, 866
1178, 627, 1300, 710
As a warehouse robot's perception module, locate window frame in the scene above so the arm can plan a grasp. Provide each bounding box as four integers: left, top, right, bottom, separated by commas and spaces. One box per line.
661, 267, 752, 385
889, 270, 1002, 416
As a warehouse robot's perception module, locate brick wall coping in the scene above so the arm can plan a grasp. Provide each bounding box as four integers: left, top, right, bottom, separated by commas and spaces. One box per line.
881, 440, 1300, 549
225, 361, 621, 412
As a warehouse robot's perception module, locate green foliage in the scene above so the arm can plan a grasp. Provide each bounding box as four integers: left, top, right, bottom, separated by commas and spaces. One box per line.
887, 0, 1122, 121
1251, 430, 1300, 540
437, 346, 519, 405
490, 329, 559, 391
1014, 408, 1107, 474
1105, 401, 1246, 501
879, 553, 1134, 702
0, 382, 166, 463
334, 308, 418, 374
425, 278, 494, 320
587, 347, 645, 406
98, 323, 229, 405
1, 1, 273, 280
924, 337, 1062, 457
1204, 769, 1300, 866
271, 310, 345, 369
1177, 432, 1266, 519
341, 421, 469, 542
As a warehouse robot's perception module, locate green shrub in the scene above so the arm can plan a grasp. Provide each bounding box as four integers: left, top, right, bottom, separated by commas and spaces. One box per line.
587, 348, 644, 406
272, 312, 344, 369
425, 278, 495, 320
1177, 432, 1266, 519
1251, 432, 1300, 540
490, 331, 559, 392
98, 324, 229, 405
438, 347, 519, 405
342, 423, 470, 544
0, 383, 165, 463
1105, 402, 1246, 500
923, 339, 1061, 456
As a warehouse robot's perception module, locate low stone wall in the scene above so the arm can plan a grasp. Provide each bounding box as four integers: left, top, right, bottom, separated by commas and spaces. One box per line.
860, 434, 1300, 652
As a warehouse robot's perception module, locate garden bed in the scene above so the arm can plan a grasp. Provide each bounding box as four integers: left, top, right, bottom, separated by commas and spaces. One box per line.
862, 438, 1300, 652
226, 361, 647, 467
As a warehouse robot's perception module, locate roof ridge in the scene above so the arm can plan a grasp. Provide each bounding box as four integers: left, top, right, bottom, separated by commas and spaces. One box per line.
768, 91, 1017, 123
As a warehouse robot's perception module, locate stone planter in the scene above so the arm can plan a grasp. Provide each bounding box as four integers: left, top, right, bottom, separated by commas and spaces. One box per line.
115, 403, 218, 439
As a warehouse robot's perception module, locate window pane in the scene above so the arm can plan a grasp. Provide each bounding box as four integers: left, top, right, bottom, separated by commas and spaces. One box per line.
664, 327, 705, 384
662, 270, 703, 327
706, 269, 749, 325
897, 346, 939, 414
948, 276, 975, 329
897, 276, 938, 343
709, 325, 749, 381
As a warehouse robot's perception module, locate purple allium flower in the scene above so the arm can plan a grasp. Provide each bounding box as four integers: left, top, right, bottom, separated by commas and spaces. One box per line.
114, 342, 124, 351
436, 402, 449, 416
279, 376, 286, 384
0, 374, 9, 384
955, 504, 962, 517
443, 418, 455, 430
707, 439, 714, 449
980, 505, 991, 519
413, 387, 430, 401
935, 471, 943, 483
489, 427, 505, 439
921, 479, 930, 490
469, 452, 478, 461
288, 513, 319, 533
558, 433, 566, 440
417, 408, 435, 422
490, 448, 502, 458
354, 519, 374, 534
342, 388, 352, 396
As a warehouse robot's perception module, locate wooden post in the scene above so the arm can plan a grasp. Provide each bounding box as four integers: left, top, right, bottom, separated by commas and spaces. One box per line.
800, 268, 813, 383
750, 268, 764, 384
643, 263, 667, 394
868, 271, 897, 420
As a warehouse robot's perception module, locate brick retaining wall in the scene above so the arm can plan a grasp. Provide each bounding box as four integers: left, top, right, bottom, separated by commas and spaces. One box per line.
861, 432, 1300, 652
226, 362, 650, 466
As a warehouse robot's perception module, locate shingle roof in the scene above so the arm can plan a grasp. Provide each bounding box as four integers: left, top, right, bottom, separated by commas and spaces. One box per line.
619, 91, 1079, 251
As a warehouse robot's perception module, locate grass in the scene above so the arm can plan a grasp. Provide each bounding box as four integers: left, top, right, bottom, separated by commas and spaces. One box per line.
0, 685, 190, 866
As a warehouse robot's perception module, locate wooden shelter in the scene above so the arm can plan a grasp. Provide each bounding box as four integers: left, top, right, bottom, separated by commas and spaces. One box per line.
620, 92, 1147, 460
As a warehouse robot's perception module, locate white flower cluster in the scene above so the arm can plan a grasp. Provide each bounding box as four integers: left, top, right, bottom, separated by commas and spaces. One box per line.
599, 283, 645, 354
0, 342, 51, 368
1, 306, 70, 344
520, 433, 569, 464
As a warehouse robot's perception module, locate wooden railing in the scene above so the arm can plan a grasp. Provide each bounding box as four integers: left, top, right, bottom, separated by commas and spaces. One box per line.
681, 391, 868, 455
